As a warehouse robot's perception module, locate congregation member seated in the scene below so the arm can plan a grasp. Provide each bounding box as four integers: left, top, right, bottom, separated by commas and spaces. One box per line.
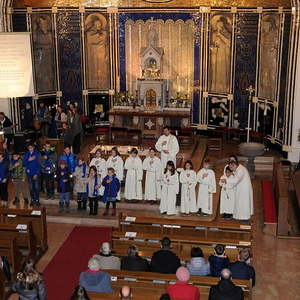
208, 268, 244, 300
0, 255, 11, 281
11, 258, 46, 300
187, 247, 210, 276
70, 285, 90, 300
228, 249, 255, 286
208, 244, 230, 277
121, 245, 149, 271
119, 286, 132, 300
150, 237, 181, 274
93, 242, 121, 270
79, 257, 113, 293
166, 267, 200, 300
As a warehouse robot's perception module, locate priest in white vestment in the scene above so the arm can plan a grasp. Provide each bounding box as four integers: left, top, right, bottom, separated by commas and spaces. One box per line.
143, 148, 162, 203
155, 126, 179, 168
124, 148, 143, 201
228, 161, 253, 220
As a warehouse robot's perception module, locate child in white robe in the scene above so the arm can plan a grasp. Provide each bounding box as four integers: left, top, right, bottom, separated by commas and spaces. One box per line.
143, 147, 162, 204
106, 147, 124, 200
180, 160, 197, 215
197, 159, 216, 215
89, 149, 107, 196
160, 160, 179, 215
219, 166, 236, 218
124, 148, 143, 201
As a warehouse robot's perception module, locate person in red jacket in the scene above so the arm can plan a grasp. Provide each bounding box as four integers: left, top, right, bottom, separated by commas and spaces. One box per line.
167, 266, 200, 300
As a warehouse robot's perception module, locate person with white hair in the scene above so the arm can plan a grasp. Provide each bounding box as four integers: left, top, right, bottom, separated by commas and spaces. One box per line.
79, 257, 113, 293
208, 268, 244, 300
93, 242, 120, 270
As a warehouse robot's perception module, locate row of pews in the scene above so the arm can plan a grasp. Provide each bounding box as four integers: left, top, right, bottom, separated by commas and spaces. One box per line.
88, 213, 253, 300
0, 207, 48, 299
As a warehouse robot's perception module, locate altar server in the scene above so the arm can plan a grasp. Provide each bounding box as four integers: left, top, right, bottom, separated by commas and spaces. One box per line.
197, 159, 216, 215
219, 166, 236, 218
160, 160, 179, 215
155, 126, 179, 168
228, 160, 253, 220
90, 149, 107, 196
106, 147, 123, 200
143, 147, 162, 204
180, 160, 197, 215
124, 148, 143, 201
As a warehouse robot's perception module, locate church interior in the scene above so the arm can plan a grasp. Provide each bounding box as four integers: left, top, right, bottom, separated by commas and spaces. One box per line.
0, 0, 300, 299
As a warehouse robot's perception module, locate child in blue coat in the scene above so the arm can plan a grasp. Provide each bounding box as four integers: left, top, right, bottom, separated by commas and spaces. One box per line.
102, 167, 120, 216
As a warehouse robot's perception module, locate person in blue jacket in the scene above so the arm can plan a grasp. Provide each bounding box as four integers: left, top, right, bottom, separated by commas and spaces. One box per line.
102, 167, 120, 217
0, 152, 9, 207
59, 145, 77, 173
40, 141, 57, 200
23, 143, 41, 206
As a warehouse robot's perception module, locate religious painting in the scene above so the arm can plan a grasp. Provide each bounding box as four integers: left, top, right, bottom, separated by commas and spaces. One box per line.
146, 89, 157, 109
258, 13, 280, 101
209, 13, 232, 94
85, 13, 110, 90
208, 96, 229, 127
32, 13, 56, 93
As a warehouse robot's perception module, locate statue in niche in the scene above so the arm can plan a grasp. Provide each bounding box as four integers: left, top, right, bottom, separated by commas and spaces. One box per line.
85, 13, 109, 89
145, 58, 160, 79
259, 14, 279, 101
32, 14, 55, 93
209, 14, 232, 93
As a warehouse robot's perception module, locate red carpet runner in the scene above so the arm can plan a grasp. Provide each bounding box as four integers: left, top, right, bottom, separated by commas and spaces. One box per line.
43, 226, 111, 300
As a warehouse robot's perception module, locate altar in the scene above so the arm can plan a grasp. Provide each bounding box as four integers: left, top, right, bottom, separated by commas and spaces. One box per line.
108, 107, 191, 138
110, 19, 191, 137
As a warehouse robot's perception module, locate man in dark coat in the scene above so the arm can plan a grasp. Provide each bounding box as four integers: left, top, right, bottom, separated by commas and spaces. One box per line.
0, 112, 14, 148
208, 268, 244, 300
228, 249, 255, 286
150, 237, 181, 274
121, 245, 149, 271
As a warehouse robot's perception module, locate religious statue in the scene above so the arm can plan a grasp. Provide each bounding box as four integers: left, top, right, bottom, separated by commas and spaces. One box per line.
85, 13, 109, 90
145, 58, 160, 79
259, 14, 279, 101
209, 14, 232, 93
32, 14, 56, 93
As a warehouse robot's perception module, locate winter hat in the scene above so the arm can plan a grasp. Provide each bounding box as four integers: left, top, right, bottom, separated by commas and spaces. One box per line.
176, 267, 190, 282
101, 242, 111, 255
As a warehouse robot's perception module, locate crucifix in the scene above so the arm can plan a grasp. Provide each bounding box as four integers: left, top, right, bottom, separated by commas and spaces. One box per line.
246, 85, 255, 143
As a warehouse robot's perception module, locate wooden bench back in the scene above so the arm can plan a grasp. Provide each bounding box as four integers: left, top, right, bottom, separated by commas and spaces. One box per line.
0, 238, 22, 275
111, 231, 249, 261
0, 207, 48, 251
118, 213, 252, 242
0, 222, 37, 259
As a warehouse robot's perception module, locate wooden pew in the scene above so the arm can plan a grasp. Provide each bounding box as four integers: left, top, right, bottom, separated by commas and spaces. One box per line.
0, 207, 48, 252
111, 231, 249, 262
87, 270, 252, 300
0, 222, 37, 259
0, 238, 22, 275
118, 213, 252, 242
